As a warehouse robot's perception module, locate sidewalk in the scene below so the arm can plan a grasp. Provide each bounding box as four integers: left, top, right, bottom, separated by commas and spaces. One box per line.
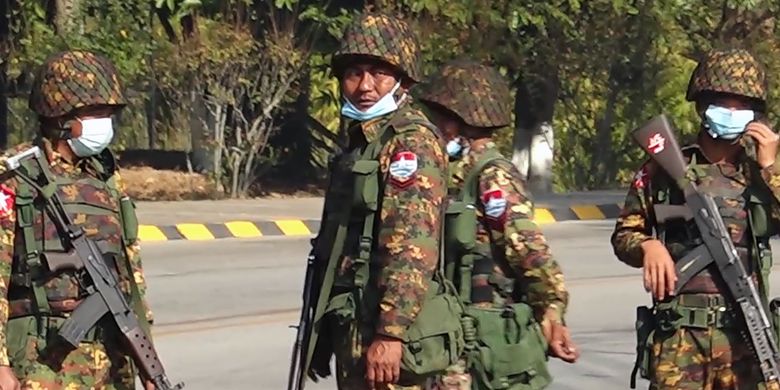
135, 190, 628, 242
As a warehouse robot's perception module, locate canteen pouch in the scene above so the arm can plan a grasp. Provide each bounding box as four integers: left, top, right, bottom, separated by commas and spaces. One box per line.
464, 302, 551, 390
630, 306, 656, 388
400, 279, 465, 379
119, 196, 139, 243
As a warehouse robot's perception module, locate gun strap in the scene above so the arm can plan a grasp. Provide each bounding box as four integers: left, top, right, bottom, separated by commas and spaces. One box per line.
15, 177, 51, 316
455, 148, 509, 304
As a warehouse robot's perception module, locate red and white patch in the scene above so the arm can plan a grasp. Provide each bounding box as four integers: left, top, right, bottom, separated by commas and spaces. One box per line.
482, 189, 507, 223
633, 167, 648, 189
648, 133, 666, 154
389, 151, 418, 188
0, 184, 15, 219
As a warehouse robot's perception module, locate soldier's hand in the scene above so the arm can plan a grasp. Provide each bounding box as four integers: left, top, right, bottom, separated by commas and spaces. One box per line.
0, 365, 19, 390
641, 239, 677, 300
365, 334, 403, 389
745, 121, 779, 169
545, 323, 579, 363
144, 379, 155, 390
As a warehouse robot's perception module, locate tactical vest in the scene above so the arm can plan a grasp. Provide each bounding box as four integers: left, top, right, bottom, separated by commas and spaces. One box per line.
445, 148, 551, 390
651, 148, 774, 298
307, 108, 464, 381
6, 149, 145, 353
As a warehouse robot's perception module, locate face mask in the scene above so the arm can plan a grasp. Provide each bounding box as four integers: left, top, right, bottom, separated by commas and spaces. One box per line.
704, 105, 755, 140
67, 117, 114, 157
341, 82, 403, 121
446, 137, 463, 158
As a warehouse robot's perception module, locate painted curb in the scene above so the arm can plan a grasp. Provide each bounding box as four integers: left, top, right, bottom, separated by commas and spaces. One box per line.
138, 204, 622, 242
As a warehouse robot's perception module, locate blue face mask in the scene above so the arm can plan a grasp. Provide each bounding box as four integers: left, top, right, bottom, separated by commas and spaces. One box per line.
446, 138, 463, 157
704, 105, 755, 140
341, 82, 403, 121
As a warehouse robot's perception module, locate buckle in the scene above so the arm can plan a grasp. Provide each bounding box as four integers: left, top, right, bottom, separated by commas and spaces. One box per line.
358, 236, 372, 253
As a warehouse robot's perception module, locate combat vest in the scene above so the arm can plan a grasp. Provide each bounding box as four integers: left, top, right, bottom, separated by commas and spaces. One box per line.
630, 146, 778, 387
306, 107, 464, 381
6, 149, 146, 353
445, 148, 551, 390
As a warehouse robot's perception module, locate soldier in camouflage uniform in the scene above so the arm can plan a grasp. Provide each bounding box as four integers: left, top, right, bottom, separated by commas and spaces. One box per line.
303, 12, 448, 390
0, 50, 154, 390
612, 48, 780, 390
418, 59, 578, 390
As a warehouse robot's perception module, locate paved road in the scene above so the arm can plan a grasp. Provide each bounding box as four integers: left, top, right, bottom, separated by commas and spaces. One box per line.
140, 220, 780, 390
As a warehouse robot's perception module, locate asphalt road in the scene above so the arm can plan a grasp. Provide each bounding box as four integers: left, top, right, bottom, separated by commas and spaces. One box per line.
139, 220, 780, 390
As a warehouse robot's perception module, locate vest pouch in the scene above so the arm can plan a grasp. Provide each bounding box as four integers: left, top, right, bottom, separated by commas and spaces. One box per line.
119, 196, 139, 243
6, 316, 35, 365
445, 201, 478, 255
400, 279, 465, 379
351, 160, 380, 212
465, 303, 551, 390
749, 193, 776, 237
324, 291, 357, 326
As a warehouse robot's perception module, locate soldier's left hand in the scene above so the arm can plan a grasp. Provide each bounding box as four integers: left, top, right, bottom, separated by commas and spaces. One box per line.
366, 335, 403, 389
144, 380, 155, 390
745, 121, 779, 168
543, 321, 579, 363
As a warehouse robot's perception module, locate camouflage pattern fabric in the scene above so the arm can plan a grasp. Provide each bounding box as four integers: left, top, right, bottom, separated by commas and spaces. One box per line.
611, 143, 780, 388
433, 141, 568, 389
686, 48, 767, 104
331, 12, 422, 82
650, 325, 765, 390
0, 139, 152, 387
451, 141, 568, 321
29, 50, 126, 119
324, 98, 447, 388
418, 60, 512, 128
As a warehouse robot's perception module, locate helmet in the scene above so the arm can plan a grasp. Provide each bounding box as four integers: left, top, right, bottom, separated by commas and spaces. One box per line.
418, 59, 512, 128
686, 48, 767, 106
29, 50, 126, 119
331, 12, 422, 83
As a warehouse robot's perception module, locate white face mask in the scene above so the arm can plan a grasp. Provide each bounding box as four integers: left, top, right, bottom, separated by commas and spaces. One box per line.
67, 117, 114, 157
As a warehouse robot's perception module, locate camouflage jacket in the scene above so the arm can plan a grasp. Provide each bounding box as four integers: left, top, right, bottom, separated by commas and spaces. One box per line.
449, 141, 569, 323
0, 139, 152, 365
331, 99, 448, 339
611, 144, 780, 293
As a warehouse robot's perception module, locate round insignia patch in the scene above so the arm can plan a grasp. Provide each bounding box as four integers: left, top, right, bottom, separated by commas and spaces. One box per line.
0, 184, 15, 219
482, 189, 507, 221
389, 151, 418, 188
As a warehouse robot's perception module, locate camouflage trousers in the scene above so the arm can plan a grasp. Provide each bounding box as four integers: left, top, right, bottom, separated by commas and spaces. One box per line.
8, 318, 135, 390
430, 359, 470, 390
650, 325, 764, 390
331, 319, 430, 390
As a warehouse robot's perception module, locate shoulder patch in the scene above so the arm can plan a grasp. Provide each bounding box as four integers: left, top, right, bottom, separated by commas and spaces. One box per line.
482, 188, 507, 222
389, 151, 418, 188
0, 184, 15, 219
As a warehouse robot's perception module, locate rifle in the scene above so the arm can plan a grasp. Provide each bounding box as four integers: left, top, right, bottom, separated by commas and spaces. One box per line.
5, 147, 184, 390
633, 114, 780, 386
287, 243, 317, 390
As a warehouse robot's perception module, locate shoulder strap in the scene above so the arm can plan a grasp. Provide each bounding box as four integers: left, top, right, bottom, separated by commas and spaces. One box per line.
460, 148, 505, 204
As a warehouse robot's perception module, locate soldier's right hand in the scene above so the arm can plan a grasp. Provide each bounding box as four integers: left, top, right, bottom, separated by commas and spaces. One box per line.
0, 365, 19, 390
641, 239, 677, 300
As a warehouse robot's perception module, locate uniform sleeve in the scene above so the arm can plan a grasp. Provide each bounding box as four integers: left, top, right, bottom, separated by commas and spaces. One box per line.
477, 164, 568, 323
0, 180, 18, 366
115, 172, 154, 324
759, 163, 780, 225
375, 128, 447, 339
611, 163, 655, 268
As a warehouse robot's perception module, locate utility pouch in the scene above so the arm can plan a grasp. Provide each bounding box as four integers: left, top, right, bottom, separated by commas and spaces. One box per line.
351, 160, 380, 212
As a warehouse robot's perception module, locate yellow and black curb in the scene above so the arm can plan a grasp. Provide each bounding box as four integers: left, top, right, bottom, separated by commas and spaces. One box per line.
138, 203, 622, 242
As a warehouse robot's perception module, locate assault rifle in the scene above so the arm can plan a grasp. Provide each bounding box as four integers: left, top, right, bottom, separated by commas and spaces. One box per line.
5, 147, 184, 390
287, 243, 317, 390
633, 115, 780, 386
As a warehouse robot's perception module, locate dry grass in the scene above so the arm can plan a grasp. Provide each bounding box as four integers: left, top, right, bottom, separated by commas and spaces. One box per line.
120, 167, 220, 201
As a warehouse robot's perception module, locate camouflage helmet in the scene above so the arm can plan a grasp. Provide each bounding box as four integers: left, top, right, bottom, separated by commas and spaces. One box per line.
686, 48, 767, 106
418, 59, 512, 128
331, 12, 422, 83
29, 50, 126, 119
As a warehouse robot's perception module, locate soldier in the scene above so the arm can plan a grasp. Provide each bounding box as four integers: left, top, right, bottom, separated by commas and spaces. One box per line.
612, 48, 780, 389
0, 50, 155, 390
302, 11, 450, 390
417, 59, 578, 390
